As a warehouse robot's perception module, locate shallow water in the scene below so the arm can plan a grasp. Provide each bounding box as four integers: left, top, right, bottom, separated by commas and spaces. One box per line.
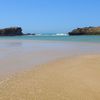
0, 35, 100, 42
0, 39, 100, 78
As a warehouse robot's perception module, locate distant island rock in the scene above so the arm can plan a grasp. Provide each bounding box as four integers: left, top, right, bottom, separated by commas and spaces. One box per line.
24, 33, 36, 35
0, 27, 23, 36
69, 26, 100, 35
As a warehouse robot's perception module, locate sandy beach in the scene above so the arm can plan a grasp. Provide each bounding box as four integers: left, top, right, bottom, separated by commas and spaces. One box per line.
0, 54, 100, 100
1, 0, 100, 99
0, 40, 100, 99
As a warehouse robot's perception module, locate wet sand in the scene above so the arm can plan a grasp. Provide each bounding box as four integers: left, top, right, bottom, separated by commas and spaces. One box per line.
0, 40, 100, 99
0, 40, 100, 77
0, 54, 100, 100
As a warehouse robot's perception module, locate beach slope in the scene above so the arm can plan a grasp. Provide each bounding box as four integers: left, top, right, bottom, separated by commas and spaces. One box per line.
0, 55, 100, 100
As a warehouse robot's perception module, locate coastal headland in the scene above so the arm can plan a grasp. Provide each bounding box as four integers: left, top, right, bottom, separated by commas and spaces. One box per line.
0, 27, 35, 36
69, 26, 100, 35
0, 27, 23, 36
1, 26, 100, 36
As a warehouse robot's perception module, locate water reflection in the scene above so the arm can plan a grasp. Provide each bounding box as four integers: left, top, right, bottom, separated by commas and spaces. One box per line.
6, 42, 23, 47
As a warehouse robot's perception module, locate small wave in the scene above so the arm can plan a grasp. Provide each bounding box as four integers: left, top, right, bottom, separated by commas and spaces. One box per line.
56, 33, 67, 36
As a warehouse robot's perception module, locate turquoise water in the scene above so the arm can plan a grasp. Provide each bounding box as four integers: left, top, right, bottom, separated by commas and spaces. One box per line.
0, 35, 100, 42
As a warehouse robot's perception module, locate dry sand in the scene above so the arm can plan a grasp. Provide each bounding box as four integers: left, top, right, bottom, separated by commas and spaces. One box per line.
0, 54, 100, 100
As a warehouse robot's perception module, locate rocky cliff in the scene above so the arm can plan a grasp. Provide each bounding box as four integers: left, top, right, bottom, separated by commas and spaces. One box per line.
0, 27, 23, 36
69, 27, 100, 35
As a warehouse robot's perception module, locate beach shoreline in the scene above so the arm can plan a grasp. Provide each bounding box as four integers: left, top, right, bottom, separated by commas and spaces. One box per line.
0, 39, 100, 77
0, 40, 100, 99
0, 54, 100, 99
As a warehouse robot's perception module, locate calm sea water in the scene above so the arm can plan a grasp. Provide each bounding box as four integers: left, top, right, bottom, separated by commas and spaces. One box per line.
0, 35, 100, 42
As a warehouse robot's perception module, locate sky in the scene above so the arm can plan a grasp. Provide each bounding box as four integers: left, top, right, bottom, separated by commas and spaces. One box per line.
0, 0, 100, 33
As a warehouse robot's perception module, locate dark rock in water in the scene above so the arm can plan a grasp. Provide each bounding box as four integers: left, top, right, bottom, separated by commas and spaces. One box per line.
31, 33, 36, 35
0, 27, 23, 36
24, 33, 36, 35
69, 26, 100, 35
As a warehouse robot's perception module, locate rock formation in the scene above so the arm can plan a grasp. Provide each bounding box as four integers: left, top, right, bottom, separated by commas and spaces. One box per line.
69, 26, 100, 35
24, 33, 36, 35
0, 27, 23, 36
